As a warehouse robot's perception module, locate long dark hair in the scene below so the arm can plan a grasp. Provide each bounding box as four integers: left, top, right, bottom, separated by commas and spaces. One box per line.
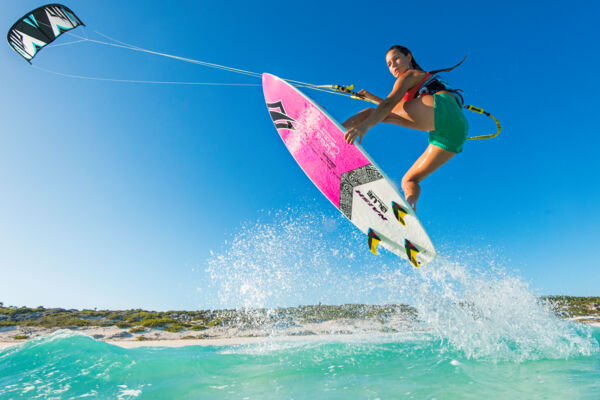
387, 45, 424, 71
386, 45, 466, 74
387, 45, 466, 103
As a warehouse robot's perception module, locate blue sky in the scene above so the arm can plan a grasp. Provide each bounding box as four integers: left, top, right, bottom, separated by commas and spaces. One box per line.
0, 0, 598, 310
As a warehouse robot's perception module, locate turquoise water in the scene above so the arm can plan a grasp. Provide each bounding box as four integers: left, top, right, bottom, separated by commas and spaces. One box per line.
3, 210, 599, 399
1, 329, 599, 399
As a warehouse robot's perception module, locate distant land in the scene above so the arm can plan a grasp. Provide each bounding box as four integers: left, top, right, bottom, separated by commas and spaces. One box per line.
1, 297, 598, 347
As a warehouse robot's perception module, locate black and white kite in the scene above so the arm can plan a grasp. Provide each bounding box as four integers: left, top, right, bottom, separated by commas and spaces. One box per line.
7, 4, 84, 63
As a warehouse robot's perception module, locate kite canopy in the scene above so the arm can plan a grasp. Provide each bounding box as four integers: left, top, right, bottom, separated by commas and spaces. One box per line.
7, 3, 84, 63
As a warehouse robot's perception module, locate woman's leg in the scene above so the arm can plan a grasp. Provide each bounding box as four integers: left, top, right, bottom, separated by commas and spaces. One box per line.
343, 95, 461, 210
342, 106, 428, 131
401, 144, 455, 210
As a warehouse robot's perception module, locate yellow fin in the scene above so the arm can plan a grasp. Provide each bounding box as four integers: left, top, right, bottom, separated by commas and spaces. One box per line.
392, 201, 408, 226
368, 229, 381, 255
404, 239, 420, 268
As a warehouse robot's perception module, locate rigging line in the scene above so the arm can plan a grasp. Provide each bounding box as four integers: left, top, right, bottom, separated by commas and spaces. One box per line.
66, 31, 258, 78
86, 31, 338, 91
80, 24, 90, 40
87, 31, 262, 79
293, 83, 359, 98
46, 39, 88, 48
62, 31, 350, 96
31, 65, 261, 86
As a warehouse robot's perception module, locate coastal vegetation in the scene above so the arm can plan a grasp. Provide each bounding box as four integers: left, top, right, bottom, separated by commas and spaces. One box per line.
0, 297, 598, 330
542, 296, 600, 316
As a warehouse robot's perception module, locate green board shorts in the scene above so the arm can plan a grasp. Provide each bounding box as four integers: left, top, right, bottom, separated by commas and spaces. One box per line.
428, 93, 469, 153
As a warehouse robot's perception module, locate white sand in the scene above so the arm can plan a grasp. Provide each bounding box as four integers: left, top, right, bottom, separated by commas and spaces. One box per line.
0, 318, 410, 350
1, 317, 597, 351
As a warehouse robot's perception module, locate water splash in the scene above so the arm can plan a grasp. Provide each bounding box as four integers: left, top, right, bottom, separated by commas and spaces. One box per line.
206, 207, 373, 309
205, 207, 599, 361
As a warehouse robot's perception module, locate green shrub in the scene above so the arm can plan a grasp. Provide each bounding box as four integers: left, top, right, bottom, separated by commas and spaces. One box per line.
107, 311, 124, 320
140, 318, 177, 328
80, 310, 106, 317
127, 311, 159, 323
196, 333, 212, 339
190, 324, 208, 331
29, 316, 91, 328
164, 324, 184, 333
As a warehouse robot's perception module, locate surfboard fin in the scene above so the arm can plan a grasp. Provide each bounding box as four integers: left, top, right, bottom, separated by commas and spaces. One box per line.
367, 228, 381, 255
392, 201, 408, 226
404, 239, 420, 268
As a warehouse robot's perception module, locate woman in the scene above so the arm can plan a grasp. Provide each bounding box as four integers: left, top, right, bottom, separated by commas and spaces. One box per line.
343, 45, 468, 211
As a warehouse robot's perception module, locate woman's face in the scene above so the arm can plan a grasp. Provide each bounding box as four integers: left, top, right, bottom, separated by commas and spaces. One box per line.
386, 50, 412, 78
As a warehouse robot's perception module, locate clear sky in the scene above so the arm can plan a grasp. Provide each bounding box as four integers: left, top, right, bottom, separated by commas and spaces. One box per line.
1, 0, 598, 310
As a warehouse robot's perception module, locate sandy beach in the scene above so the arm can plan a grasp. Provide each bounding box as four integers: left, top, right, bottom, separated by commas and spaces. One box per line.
1, 316, 598, 351
0, 317, 411, 350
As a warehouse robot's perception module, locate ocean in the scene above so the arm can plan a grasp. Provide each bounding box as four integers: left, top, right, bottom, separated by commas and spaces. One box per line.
2, 210, 599, 399
1, 327, 599, 399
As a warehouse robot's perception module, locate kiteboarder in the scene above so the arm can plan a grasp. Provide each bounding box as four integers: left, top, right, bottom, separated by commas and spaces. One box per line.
342, 45, 468, 211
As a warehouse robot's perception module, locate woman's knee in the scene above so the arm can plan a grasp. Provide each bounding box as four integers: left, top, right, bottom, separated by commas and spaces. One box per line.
401, 174, 419, 192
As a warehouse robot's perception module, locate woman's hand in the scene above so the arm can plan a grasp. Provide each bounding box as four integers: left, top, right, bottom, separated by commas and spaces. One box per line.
344, 124, 368, 144
358, 89, 381, 103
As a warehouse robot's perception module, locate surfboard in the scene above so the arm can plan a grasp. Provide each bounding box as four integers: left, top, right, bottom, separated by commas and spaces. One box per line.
262, 73, 436, 267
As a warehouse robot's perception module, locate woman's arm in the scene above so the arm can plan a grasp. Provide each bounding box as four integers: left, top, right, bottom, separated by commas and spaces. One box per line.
361, 69, 427, 130
344, 69, 427, 144
357, 89, 384, 104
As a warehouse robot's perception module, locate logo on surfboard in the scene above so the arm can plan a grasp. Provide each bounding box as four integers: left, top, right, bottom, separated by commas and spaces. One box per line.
356, 189, 388, 221
367, 190, 388, 214
267, 101, 296, 130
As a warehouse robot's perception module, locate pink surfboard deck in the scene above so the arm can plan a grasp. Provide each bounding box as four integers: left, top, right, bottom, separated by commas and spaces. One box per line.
262, 73, 435, 267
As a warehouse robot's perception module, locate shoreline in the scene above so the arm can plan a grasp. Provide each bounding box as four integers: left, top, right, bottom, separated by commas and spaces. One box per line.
0, 317, 416, 350
0, 332, 387, 351
1, 317, 598, 351
2, 300, 598, 351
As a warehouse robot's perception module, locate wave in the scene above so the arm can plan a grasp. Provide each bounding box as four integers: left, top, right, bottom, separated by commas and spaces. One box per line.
205, 206, 599, 361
